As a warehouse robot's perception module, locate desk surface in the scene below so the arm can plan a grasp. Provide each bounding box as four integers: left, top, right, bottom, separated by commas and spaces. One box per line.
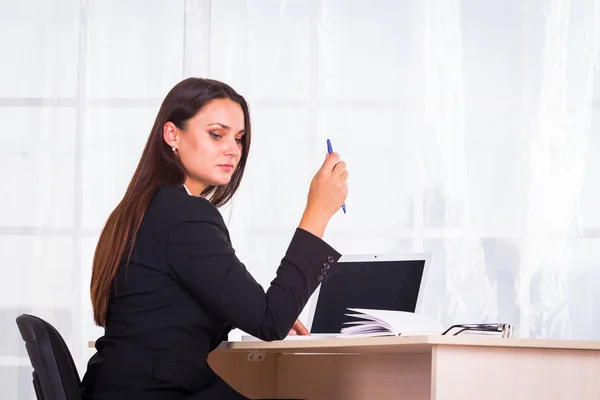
89, 335, 600, 354
215, 335, 600, 354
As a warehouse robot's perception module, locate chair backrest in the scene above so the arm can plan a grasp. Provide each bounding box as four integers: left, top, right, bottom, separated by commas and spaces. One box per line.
15, 314, 82, 400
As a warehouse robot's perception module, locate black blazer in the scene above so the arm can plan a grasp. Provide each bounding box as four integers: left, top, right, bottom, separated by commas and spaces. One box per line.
80, 186, 341, 400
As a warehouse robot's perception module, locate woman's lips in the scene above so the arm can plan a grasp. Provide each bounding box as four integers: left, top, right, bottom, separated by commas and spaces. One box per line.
218, 164, 234, 171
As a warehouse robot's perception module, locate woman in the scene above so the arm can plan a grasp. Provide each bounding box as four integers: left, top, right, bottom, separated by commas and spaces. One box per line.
80, 77, 348, 400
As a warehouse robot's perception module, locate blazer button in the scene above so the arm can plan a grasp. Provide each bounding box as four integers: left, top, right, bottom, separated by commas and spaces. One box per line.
323, 262, 330, 270
320, 268, 328, 275
317, 275, 324, 282
327, 256, 335, 263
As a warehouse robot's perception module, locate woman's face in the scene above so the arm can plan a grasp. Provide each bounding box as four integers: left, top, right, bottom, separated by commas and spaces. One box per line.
165, 98, 246, 195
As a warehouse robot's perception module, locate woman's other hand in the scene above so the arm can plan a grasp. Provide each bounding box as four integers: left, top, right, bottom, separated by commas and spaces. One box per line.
287, 319, 310, 336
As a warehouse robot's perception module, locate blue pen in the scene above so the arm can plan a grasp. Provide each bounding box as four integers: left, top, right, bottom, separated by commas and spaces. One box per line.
326, 139, 347, 214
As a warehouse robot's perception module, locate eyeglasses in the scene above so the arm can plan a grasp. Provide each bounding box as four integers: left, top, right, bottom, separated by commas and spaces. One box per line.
441, 323, 513, 338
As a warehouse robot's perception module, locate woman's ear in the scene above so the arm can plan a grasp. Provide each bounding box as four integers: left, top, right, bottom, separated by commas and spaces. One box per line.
163, 122, 179, 151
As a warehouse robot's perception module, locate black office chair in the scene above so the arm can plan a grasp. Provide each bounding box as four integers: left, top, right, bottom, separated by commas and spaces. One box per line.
15, 314, 82, 400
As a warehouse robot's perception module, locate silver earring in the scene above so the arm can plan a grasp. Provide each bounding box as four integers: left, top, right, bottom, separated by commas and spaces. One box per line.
172, 146, 176, 152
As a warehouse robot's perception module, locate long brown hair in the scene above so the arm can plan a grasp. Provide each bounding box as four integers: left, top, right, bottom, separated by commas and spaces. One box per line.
90, 78, 252, 327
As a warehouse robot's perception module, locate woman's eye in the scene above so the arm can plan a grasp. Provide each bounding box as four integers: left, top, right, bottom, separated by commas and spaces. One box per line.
235, 137, 243, 144
209, 131, 222, 139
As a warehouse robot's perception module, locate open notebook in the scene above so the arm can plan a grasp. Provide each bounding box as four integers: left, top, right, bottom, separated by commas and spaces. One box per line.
337, 308, 443, 338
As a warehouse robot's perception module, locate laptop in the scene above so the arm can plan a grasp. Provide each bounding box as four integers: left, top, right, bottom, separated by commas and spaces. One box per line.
305, 253, 431, 335
240, 252, 431, 341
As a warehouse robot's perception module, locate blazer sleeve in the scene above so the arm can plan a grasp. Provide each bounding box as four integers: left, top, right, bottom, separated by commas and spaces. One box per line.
167, 220, 341, 341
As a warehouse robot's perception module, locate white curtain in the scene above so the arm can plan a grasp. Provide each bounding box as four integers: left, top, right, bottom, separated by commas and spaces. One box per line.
2, 0, 600, 398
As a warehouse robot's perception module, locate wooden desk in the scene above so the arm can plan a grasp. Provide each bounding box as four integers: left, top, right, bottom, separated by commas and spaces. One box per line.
89, 335, 600, 399
209, 335, 600, 399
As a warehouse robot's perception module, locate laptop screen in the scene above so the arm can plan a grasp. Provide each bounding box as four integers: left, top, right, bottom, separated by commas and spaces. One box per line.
309, 259, 426, 334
